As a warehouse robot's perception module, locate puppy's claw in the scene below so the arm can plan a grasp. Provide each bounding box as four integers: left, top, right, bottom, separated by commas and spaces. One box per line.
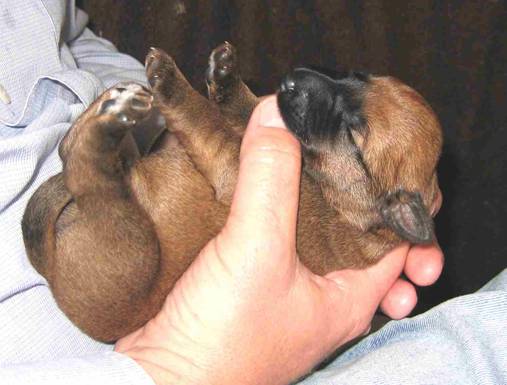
206, 42, 241, 104
117, 114, 136, 125
207, 42, 238, 85
145, 48, 159, 70
148, 74, 159, 89
145, 48, 176, 93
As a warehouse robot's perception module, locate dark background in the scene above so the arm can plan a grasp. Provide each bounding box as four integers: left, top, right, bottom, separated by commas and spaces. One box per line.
79, 0, 507, 312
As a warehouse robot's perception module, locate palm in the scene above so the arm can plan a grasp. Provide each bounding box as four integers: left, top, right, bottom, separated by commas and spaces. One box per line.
115, 97, 443, 385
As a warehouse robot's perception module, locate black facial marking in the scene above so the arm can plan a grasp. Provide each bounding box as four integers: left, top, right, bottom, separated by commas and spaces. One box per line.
277, 67, 368, 147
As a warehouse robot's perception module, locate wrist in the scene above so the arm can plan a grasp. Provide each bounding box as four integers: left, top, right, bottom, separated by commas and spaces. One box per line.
117, 333, 293, 385
122, 347, 200, 385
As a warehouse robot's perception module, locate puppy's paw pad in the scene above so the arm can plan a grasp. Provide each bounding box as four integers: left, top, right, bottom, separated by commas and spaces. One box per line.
98, 83, 153, 124
206, 42, 238, 86
145, 48, 176, 90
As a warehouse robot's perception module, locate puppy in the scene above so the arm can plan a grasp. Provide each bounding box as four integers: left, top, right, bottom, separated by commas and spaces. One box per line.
22, 43, 442, 342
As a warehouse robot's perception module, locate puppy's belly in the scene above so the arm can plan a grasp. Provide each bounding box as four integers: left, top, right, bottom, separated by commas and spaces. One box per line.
129, 137, 386, 280
129, 137, 228, 289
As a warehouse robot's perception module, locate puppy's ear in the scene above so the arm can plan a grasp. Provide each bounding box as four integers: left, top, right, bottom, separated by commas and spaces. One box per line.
380, 190, 434, 244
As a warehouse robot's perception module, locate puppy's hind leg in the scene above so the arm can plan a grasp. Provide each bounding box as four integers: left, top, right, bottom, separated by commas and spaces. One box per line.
63, 83, 151, 195
206, 42, 259, 134
53, 84, 162, 341
147, 48, 240, 203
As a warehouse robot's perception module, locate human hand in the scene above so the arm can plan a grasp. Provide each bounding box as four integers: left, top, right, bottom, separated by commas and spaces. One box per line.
115, 96, 443, 385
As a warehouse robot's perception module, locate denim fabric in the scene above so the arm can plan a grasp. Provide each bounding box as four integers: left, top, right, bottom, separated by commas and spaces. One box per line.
300, 269, 507, 385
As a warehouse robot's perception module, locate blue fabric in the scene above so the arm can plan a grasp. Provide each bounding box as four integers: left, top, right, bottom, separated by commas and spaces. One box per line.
300, 269, 507, 385
0, 1, 153, 384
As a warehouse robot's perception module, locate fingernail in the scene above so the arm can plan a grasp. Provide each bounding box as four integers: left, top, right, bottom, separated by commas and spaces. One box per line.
259, 96, 286, 129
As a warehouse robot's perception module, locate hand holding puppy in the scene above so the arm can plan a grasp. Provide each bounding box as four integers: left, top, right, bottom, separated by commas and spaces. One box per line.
115, 96, 443, 385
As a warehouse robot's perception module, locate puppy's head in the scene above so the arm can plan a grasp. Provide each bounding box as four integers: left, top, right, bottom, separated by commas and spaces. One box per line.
278, 68, 442, 244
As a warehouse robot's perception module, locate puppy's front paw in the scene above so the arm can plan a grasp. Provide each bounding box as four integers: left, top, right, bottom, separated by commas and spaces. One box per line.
97, 83, 153, 125
206, 42, 239, 102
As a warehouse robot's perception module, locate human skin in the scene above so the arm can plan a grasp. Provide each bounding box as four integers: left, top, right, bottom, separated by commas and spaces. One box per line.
115, 96, 444, 385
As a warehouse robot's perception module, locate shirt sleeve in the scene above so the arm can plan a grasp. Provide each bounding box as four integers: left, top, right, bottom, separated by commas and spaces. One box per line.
61, 2, 146, 88
68, 27, 148, 88
1, 352, 155, 385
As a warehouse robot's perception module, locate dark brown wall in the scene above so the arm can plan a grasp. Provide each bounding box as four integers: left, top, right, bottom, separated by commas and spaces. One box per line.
80, 0, 507, 310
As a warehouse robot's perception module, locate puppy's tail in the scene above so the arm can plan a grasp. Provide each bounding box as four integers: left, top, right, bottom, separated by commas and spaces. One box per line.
22, 173, 72, 277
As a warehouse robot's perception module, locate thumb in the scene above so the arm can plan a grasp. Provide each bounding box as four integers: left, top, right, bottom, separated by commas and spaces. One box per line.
223, 95, 302, 257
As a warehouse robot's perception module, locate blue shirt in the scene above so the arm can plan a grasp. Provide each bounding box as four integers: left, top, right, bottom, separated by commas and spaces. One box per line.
0, 1, 153, 383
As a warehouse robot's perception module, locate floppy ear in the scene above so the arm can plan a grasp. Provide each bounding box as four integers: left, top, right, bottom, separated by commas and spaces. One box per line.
380, 190, 434, 244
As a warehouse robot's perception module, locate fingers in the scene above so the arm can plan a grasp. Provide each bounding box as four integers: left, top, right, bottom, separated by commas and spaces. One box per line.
325, 243, 409, 313
361, 243, 411, 306
224, 96, 302, 254
404, 243, 444, 286
322, 244, 409, 342
380, 243, 443, 318
379, 278, 417, 319
379, 242, 443, 318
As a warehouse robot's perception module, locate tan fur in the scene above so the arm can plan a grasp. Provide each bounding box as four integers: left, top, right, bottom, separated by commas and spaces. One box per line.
363, 77, 442, 205
22, 45, 442, 342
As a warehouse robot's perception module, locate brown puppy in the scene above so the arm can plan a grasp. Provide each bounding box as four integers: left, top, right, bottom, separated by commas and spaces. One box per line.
22, 43, 442, 342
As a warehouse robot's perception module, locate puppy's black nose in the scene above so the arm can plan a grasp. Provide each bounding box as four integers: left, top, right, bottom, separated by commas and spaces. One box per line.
280, 75, 296, 93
